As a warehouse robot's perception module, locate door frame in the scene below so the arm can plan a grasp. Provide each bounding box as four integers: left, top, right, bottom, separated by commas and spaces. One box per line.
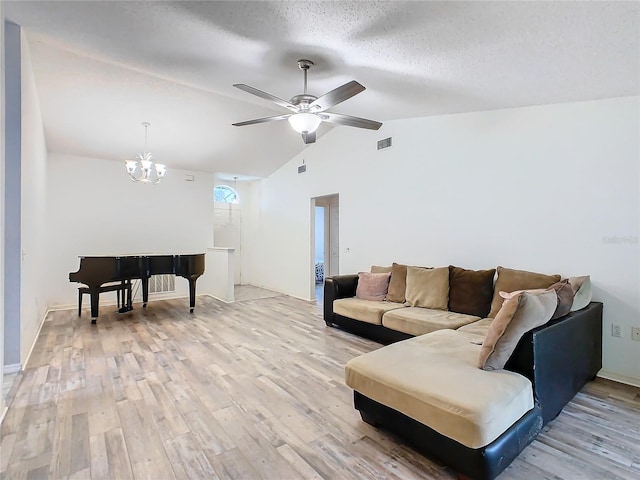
311, 194, 339, 301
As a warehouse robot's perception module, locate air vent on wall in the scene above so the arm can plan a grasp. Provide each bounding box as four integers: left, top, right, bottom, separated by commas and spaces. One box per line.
298, 160, 306, 174
377, 137, 392, 150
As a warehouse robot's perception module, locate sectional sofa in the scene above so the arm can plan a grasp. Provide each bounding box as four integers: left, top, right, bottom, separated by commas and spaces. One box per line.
324, 264, 602, 480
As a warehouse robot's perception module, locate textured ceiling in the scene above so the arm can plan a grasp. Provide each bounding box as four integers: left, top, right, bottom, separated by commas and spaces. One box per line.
4, 1, 639, 178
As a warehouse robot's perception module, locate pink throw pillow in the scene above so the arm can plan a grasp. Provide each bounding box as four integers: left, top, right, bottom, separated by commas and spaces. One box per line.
356, 272, 391, 301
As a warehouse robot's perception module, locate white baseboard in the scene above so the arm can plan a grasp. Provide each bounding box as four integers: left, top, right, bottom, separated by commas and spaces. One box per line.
3, 363, 21, 374
21, 307, 51, 370
49, 293, 192, 313
598, 370, 640, 388
203, 294, 235, 304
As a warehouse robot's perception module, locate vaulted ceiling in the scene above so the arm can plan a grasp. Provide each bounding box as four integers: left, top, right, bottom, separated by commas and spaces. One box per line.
4, 1, 639, 178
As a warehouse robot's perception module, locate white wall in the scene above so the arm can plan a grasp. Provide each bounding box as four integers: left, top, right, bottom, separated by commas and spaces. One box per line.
242, 97, 640, 385
1, 6, 6, 413
20, 31, 48, 366
213, 200, 242, 285
46, 154, 214, 307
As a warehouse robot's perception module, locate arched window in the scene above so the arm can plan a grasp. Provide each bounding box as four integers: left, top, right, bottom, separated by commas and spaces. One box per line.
213, 185, 239, 204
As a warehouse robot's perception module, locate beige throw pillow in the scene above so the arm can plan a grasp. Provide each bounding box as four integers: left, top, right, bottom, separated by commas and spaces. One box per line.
488, 266, 561, 318
479, 290, 557, 371
405, 266, 449, 310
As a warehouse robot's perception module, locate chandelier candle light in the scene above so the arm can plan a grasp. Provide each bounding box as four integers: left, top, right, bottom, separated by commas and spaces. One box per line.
125, 122, 167, 184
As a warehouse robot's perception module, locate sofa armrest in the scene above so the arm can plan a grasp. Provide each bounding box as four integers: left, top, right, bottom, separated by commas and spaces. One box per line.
505, 301, 603, 424
323, 274, 359, 325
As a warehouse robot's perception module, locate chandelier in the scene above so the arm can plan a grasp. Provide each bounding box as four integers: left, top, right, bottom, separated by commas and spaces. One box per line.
125, 122, 167, 184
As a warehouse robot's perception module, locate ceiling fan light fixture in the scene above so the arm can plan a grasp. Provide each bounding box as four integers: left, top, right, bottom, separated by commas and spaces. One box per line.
288, 112, 321, 134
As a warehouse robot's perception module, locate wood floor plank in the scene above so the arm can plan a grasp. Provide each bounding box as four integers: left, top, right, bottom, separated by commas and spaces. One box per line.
2, 295, 639, 480
104, 427, 134, 479
89, 433, 110, 479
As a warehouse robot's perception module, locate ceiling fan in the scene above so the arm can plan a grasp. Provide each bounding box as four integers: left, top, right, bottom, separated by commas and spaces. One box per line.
232, 59, 382, 144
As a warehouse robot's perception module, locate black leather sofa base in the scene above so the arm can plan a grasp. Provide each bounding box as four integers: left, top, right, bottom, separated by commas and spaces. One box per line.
329, 313, 413, 344
355, 391, 543, 480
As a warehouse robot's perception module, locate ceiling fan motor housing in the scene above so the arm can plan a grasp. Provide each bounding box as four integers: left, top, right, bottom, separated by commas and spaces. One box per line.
290, 94, 318, 110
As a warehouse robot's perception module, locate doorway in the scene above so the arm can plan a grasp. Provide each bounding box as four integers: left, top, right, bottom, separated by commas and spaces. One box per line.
312, 194, 339, 301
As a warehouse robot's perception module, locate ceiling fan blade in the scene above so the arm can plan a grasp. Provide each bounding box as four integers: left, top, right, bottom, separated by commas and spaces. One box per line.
309, 81, 365, 112
233, 84, 298, 112
321, 112, 382, 130
301, 131, 316, 144
232, 114, 291, 127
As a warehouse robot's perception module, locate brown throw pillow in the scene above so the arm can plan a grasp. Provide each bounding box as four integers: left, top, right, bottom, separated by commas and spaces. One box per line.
488, 266, 561, 318
405, 266, 449, 310
386, 263, 408, 303
448, 266, 496, 317
479, 290, 557, 370
355, 272, 391, 301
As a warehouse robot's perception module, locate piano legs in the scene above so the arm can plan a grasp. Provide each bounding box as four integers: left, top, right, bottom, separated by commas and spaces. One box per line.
188, 278, 197, 313
141, 277, 149, 308
117, 280, 133, 314
80, 277, 199, 323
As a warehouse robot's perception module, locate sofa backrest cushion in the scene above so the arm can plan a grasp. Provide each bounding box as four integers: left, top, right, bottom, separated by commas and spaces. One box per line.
405, 266, 449, 310
479, 289, 557, 370
371, 265, 392, 273
488, 266, 561, 318
448, 266, 496, 318
356, 272, 391, 301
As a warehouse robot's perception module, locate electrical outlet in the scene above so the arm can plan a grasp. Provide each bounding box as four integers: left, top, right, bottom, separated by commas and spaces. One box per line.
612, 324, 622, 338
632, 327, 640, 341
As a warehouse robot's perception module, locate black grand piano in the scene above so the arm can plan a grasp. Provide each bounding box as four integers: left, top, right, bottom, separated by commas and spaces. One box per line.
69, 253, 205, 323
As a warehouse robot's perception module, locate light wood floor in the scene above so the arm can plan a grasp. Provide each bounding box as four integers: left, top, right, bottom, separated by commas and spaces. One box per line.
1, 294, 639, 480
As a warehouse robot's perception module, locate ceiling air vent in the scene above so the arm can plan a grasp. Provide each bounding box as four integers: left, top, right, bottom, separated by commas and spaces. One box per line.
377, 137, 392, 150
298, 161, 306, 174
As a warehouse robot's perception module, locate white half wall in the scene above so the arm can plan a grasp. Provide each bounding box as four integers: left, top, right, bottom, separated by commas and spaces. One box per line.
242, 96, 640, 384
46, 153, 214, 308
20, 30, 48, 366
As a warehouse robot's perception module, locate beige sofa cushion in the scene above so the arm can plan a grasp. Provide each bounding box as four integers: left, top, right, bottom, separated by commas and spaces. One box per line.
405, 266, 449, 310
345, 329, 534, 449
458, 318, 493, 337
333, 298, 406, 325
382, 307, 480, 336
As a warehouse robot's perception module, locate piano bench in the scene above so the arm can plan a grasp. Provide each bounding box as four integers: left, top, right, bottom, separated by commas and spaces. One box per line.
78, 283, 127, 317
